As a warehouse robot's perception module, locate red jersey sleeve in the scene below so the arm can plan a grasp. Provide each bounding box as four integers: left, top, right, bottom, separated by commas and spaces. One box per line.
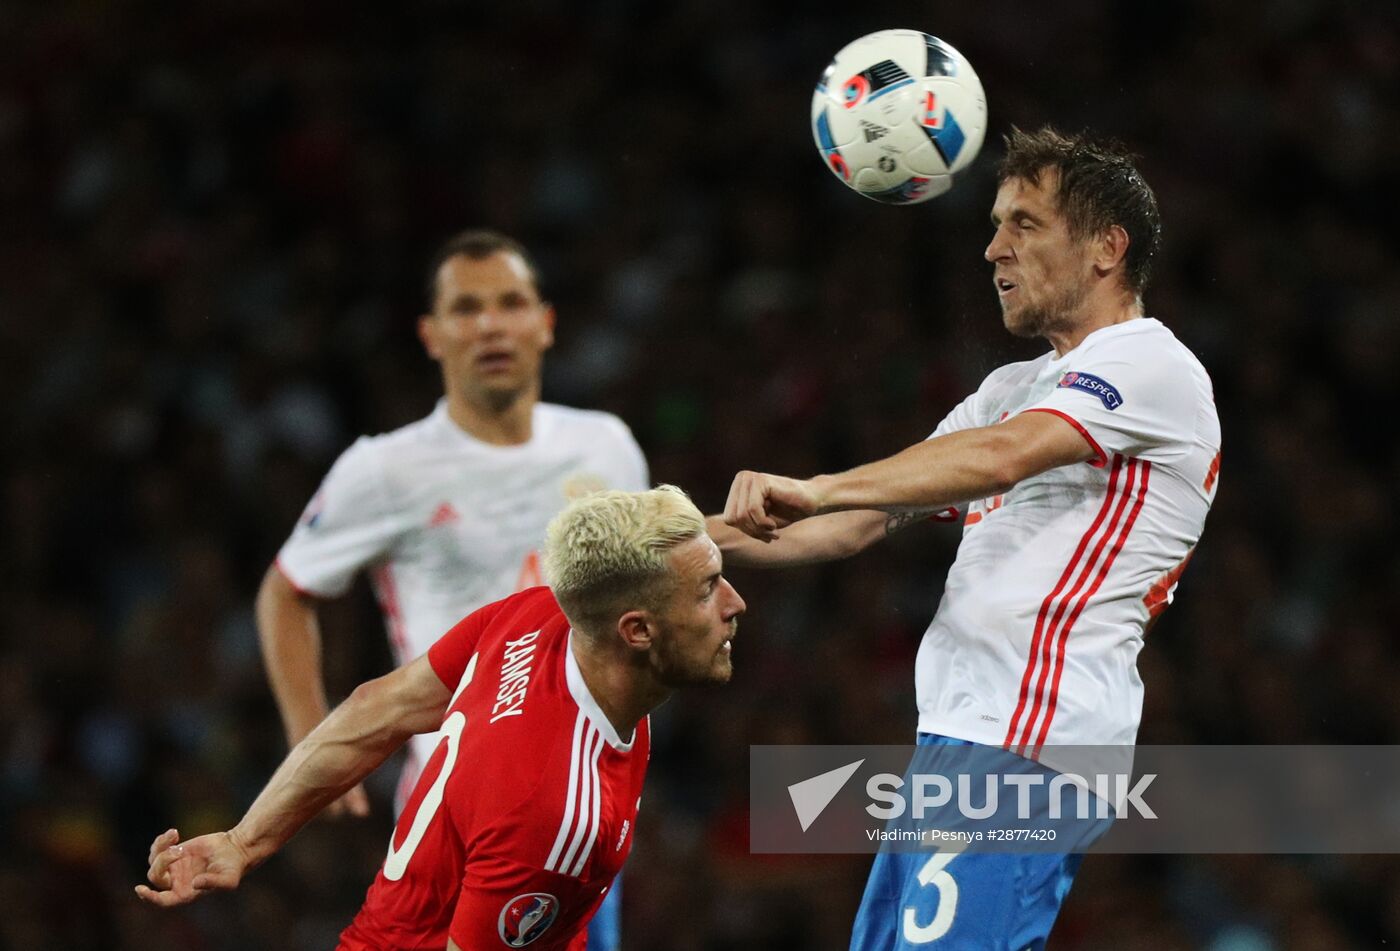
426, 598, 507, 690
450, 856, 602, 951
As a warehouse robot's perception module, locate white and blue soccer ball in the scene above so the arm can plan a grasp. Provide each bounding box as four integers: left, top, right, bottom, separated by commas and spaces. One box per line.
811, 30, 987, 204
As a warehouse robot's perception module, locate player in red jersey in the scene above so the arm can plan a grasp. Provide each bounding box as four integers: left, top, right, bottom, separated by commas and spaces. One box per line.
137, 486, 744, 950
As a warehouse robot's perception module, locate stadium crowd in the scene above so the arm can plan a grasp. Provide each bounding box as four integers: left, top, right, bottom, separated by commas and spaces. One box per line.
2, 0, 1398, 948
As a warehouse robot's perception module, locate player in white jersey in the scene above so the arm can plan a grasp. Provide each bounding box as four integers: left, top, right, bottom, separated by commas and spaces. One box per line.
256, 230, 646, 950
715, 127, 1220, 949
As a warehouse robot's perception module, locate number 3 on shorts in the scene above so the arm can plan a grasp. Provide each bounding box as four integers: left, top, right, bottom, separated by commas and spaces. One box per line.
902, 850, 959, 943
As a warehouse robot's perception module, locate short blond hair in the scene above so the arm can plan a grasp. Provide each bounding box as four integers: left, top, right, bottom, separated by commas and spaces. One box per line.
543, 485, 706, 631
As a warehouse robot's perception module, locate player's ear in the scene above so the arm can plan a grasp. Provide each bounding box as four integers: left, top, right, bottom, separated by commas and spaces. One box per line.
418, 314, 442, 360
616, 610, 653, 651
540, 303, 556, 350
1092, 225, 1130, 277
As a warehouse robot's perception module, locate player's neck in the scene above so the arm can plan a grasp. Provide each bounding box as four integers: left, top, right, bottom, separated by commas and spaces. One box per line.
444, 388, 537, 446
570, 637, 665, 740
1048, 294, 1142, 356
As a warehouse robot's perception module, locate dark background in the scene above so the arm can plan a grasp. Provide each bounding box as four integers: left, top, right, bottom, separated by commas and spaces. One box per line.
3, 0, 1399, 948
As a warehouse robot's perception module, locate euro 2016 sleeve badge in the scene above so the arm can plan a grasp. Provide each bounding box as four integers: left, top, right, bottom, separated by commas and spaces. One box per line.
498, 892, 560, 947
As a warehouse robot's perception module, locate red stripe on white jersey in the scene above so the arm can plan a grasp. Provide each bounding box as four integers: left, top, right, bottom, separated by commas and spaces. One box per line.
372, 564, 410, 665
1027, 460, 1151, 759
1014, 458, 1141, 753
1003, 455, 1127, 752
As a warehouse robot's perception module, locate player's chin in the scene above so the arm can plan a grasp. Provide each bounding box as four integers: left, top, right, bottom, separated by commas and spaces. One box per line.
1002, 306, 1038, 340
687, 654, 734, 686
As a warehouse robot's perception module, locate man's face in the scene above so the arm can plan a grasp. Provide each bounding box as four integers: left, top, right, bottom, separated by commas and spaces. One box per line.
984, 171, 1096, 340
419, 251, 555, 407
647, 536, 746, 687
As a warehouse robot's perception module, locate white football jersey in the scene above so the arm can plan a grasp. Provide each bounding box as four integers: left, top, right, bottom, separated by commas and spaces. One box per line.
917, 318, 1220, 756
276, 400, 648, 771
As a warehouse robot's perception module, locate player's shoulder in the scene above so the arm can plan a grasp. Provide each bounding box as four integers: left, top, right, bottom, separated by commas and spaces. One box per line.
323, 406, 445, 483
1077, 319, 1217, 423
979, 352, 1056, 394
536, 403, 638, 443
349, 404, 448, 457
1081, 317, 1203, 371
477, 586, 566, 642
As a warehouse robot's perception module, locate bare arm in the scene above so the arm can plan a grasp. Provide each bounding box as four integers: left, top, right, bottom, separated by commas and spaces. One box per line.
707, 510, 899, 568
137, 653, 452, 907
725, 412, 1095, 540
255, 565, 370, 816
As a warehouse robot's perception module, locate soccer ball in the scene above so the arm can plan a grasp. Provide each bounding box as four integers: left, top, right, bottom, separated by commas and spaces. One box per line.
811, 30, 987, 204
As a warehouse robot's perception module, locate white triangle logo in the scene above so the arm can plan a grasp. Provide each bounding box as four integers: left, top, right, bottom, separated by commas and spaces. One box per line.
787, 759, 865, 832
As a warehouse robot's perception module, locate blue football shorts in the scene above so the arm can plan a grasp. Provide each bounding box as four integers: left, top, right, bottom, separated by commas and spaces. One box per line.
848, 733, 1113, 951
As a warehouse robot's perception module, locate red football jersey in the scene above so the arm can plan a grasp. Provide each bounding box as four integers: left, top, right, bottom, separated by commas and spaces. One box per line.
337, 587, 650, 951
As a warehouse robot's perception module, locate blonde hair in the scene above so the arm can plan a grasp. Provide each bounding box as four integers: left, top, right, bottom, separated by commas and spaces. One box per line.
543, 485, 706, 631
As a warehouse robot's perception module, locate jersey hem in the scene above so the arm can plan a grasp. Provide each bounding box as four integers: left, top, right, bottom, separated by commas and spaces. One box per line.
914, 716, 1009, 750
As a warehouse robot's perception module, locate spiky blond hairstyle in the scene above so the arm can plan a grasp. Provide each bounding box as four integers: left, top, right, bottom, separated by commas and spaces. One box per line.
543, 485, 706, 633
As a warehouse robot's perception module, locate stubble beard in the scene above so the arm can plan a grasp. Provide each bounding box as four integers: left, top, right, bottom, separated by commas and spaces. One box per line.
653, 621, 737, 688
1002, 279, 1088, 342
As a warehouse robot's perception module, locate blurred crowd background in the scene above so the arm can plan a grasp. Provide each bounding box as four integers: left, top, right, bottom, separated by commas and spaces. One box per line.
3, 0, 1399, 948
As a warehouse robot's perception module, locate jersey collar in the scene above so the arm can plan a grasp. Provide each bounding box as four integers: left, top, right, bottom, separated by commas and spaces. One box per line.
565, 630, 636, 752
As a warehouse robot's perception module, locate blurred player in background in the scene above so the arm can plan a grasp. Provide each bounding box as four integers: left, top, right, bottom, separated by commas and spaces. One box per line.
141, 486, 745, 951
716, 127, 1220, 949
256, 229, 647, 949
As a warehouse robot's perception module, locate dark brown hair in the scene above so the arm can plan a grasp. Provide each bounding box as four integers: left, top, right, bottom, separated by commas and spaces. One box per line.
999, 126, 1162, 295
424, 229, 544, 310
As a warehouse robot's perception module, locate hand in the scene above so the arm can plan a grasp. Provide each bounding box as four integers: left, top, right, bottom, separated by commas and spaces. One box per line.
723, 471, 821, 541
135, 828, 252, 907
321, 782, 370, 819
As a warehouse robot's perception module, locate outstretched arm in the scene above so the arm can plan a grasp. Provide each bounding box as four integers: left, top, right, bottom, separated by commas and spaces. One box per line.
137, 653, 452, 907
724, 411, 1095, 540
707, 509, 927, 568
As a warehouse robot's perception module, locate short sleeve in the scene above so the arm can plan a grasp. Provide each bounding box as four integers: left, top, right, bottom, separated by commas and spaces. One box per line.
927, 389, 984, 441
427, 598, 507, 689
918, 388, 992, 523
604, 416, 649, 492
276, 438, 405, 597
450, 856, 598, 951
1023, 346, 1196, 465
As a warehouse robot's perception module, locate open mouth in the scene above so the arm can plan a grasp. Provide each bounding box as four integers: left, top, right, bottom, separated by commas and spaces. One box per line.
995, 277, 1017, 295
475, 350, 515, 371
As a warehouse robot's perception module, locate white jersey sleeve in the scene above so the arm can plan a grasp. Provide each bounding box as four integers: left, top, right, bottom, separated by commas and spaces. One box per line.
928, 360, 1040, 439
1021, 333, 1197, 466
928, 389, 984, 439
277, 438, 409, 597
601, 416, 649, 491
